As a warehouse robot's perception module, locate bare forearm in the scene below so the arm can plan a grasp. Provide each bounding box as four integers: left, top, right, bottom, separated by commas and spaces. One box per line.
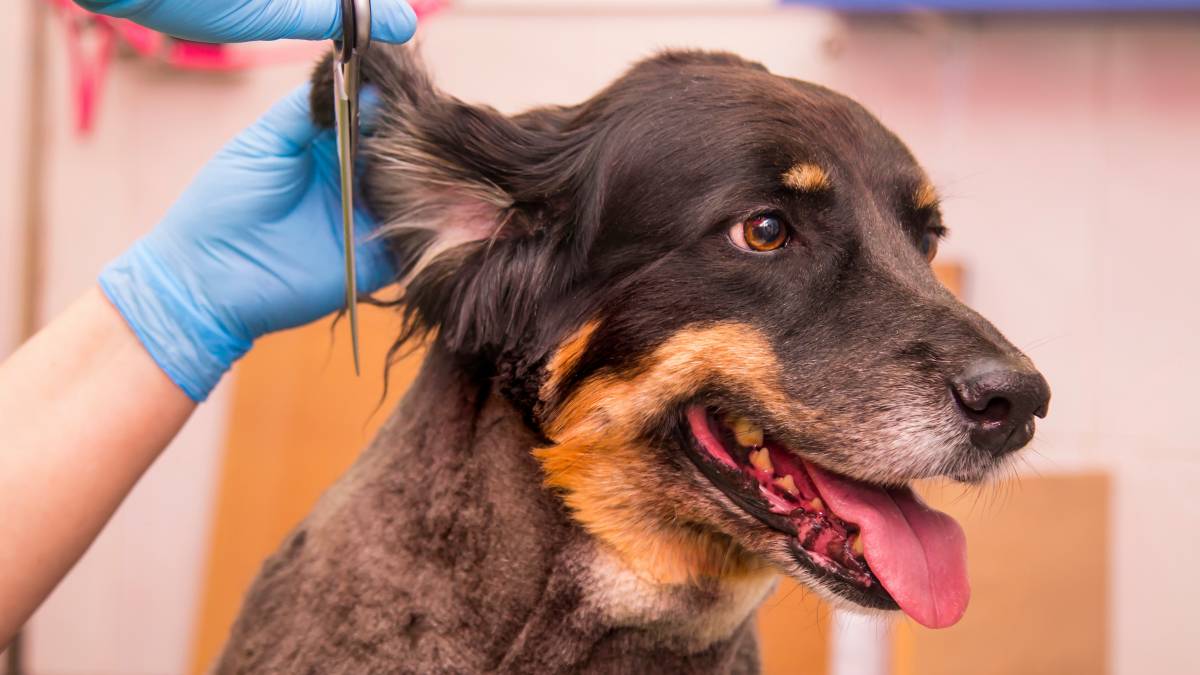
0, 288, 195, 644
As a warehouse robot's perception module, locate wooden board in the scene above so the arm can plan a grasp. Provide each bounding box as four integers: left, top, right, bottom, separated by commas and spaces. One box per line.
894, 474, 1111, 675
187, 307, 424, 674
757, 580, 832, 675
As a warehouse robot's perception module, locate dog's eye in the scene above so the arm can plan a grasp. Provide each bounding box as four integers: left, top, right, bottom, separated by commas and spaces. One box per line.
919, 230, 940, 262
730, 215, 789, 252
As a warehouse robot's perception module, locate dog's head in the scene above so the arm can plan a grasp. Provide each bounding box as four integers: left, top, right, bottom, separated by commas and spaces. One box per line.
315, 47, 1050, 629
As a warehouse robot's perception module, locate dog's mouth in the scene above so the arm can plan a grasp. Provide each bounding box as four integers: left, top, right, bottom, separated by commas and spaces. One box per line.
682, 405, 969, 628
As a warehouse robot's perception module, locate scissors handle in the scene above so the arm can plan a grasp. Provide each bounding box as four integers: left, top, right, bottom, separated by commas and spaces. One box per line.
335, 0, 372, 161
337, 0, 372, 62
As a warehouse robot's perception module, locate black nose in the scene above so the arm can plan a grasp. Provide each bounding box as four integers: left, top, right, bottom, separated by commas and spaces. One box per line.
951, 357, 1051, 456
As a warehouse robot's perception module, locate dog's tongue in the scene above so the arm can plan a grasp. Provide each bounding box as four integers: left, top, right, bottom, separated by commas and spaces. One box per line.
805, 462, 969, 628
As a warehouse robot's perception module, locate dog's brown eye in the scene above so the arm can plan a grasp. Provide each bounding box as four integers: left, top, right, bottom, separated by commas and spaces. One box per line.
730, 215, 788, 252
920, 230, 939, 262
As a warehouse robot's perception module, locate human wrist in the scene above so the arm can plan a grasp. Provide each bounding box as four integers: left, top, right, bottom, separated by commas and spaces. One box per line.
97, 240, 250, 402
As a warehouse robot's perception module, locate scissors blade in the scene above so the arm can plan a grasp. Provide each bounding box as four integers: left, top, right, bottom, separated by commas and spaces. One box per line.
333, 57, 361, 376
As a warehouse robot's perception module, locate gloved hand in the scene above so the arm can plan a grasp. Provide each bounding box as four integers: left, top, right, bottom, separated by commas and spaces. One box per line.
75, 0, 417, 44
99, 83, 394, 401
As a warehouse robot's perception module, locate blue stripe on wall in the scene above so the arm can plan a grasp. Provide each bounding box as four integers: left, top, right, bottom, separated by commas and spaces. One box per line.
781, 1, 1200, 9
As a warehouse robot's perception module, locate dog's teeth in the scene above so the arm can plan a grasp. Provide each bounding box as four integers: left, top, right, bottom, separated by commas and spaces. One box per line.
773, 474, 799, 496
851, 534, 865, 556
729, 416, 764, 448
749, 447, 774, 474
808, 497, 824, 512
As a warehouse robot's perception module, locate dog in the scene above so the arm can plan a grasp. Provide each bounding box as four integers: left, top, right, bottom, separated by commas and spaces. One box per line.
212, 46, 1050, 674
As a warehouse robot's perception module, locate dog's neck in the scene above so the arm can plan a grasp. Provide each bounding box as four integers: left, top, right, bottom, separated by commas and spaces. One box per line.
321, 345, 771, 669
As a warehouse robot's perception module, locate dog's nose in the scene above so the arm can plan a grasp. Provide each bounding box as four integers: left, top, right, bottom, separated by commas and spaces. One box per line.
951, 357, 1051, 456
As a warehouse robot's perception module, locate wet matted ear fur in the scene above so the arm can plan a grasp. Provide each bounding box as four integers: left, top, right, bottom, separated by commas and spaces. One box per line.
309, 45, 592, 364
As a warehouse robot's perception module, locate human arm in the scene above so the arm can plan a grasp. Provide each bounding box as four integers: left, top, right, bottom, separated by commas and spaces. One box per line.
0, 289, 195, 644
0, 23, 401, 644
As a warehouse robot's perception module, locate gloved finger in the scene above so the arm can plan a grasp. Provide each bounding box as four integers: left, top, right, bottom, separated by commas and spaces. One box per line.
75, 0, 417, 45
233, 84, 321, 157
76, 0, 289, 42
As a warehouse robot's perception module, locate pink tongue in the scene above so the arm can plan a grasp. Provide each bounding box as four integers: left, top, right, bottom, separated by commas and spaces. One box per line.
805, 462, 969, 628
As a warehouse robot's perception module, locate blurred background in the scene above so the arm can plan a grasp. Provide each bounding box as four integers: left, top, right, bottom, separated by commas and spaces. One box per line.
1, 1, 1198, 673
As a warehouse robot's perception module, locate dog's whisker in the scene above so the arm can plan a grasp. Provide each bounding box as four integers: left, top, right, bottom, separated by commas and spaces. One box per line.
1021, 332, 1071, 352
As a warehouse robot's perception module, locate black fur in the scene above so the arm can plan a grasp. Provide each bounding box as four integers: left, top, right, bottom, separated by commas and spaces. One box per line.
214, 45, 1052, 672
310, 47, 1042, 455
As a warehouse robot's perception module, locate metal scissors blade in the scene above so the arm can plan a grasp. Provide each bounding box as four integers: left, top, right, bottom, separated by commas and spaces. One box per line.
333, 0, 371, 375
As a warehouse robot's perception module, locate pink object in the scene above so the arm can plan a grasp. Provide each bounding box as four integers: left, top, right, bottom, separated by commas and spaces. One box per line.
59, 3, 117, 134
48, 0, 446, 134
806, 461, 971, 629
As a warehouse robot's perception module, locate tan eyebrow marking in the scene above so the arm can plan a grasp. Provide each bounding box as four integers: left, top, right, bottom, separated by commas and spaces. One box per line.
914, 182, 940, 210
781, 163, 831, 193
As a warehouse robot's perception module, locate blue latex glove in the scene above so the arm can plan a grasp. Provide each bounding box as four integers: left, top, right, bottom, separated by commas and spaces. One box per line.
75, 0, 417, 44
99, 84, 394, 401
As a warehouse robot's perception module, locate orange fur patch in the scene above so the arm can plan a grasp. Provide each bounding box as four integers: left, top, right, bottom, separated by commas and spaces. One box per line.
536, 323, 822, 586
781, 163, 831, 192
914, 182, 940, 210
541, 319, 599, 399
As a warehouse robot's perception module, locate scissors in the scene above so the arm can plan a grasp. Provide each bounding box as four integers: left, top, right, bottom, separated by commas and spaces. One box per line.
333, 0, 371, 375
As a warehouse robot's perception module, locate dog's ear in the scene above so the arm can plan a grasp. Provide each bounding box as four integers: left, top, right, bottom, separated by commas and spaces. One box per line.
310, 46, 585, 359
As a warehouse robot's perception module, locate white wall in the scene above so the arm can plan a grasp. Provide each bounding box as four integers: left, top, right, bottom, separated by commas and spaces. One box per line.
0, 5, 31, 670
0, 0, 32, 358
4, 5, 1198, 674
